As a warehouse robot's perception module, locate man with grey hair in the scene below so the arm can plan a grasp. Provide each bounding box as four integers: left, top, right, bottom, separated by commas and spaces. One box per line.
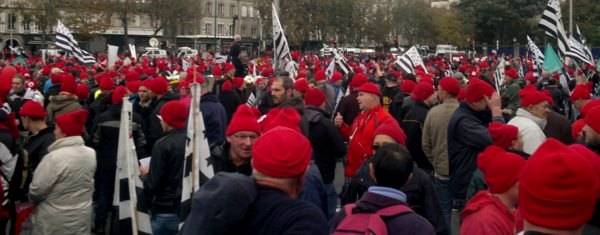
229, 34, 245, 77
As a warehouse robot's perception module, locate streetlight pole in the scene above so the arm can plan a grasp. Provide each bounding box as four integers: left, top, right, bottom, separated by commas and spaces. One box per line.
214, 0, 217, 51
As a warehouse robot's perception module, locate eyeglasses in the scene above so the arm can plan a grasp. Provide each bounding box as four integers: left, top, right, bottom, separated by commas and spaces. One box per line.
232, 134, 258, 140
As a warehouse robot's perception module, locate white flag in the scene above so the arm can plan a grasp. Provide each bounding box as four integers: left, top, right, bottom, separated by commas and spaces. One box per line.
108, 44, 119, 69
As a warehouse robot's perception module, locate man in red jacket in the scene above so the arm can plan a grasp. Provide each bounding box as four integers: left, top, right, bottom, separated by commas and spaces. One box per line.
335, 82, 392, 177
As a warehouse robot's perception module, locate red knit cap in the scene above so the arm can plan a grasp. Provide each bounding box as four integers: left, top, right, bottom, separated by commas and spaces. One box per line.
439, 77, 460, 96
233, 77, 244, 89
224, 63, 235, 73
357, 82, 381, 97
294, 78, 309, 94
221, 80, 233, 92
477, 146, 525, 193
111, 86, 128, 105
569, 144, 600, 197
126, 80, 142, 93
60, 74, 77, 94
465, 79, 495, 103
349, 73, 368, 88
584, 106, 600, 133
55, 109, 88, 136
304, 87, 326, 107
570, 84, 591, 102
488, 122, 519, 149
520, 139, 599, 230
580, 99, 600, 118
260, 107, 302, 133
519, 86, 547, 107
400, 79, 417, 93
19, 100, 46, 119
373, 119, 406, 145
504, 68, 519, 79
525, 71, 537, 84
149, 77, 169, 95
571, 119, 586, 140
99, 77, 115, 91
226, 104, 260, 136
125, 70, 140, 81
252, 126, 312, 178
159, 100, 189, 129
330, 71, 343, 83
75, 84, 89, 101
411, 82, 435, 102
314, 70, 326, 82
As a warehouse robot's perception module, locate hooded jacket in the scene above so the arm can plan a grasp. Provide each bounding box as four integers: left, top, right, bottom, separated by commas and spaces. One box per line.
46, 94, 81, 123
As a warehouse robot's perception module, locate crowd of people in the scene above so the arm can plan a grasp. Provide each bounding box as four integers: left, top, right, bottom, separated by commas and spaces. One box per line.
0, 36, 597, 235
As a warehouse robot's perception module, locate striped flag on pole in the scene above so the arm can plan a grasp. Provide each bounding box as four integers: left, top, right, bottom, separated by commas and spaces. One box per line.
180, 83, 213, 225
55, 20, 96, 64
113, 98, 152, 235
325, 58, 335, 79
395, 46, 427, 74
538, 0, 570, 58
494, 58, 506, 95
332, 49, 352, 75
272, 3, 292, 72
575, 25, 594, 64
246, 92, 257, 107
527, 35, 545, 67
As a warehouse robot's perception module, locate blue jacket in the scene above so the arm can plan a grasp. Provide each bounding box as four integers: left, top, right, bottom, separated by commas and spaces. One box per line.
201, 93, 228, 145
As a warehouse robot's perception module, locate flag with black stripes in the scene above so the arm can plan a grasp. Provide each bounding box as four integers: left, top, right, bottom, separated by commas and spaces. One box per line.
325, 58, 335, 79
246, 92, 257, 107
180, 83, 213, 226
494, 58, 506, 94
527, 35, 545, 67
566, 25, 594, 65
113, 98, 152, 235
55, 20, 96, 64
538, 0, 570, 58
395, 46, 427, 75
272, 3, 292, 72
575, 25, 594, 64
332, 49, 352, 75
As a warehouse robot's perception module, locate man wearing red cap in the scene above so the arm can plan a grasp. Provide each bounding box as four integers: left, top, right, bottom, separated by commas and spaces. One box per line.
91, 86, 147, 234
182, 127, 328, 235
17, 100, 54, 200
381, 71, 400, 112
501, 67, 522, 117
211, 104, 261, 176
519, 139, 599, 234
141, 100, 189, 235
571, 83, 591, 113
260, 75, 295, 114
507, 87, 548, 155
144, 77, 180, 155
402, 82, 437, 172
447, 79, 503, 211
336, 73, 368, 125
335, 82, 392, 177
582, 106, 600, 154
460, 146, 526, 235
30, 109, 96, 235
422, 76, 461, 227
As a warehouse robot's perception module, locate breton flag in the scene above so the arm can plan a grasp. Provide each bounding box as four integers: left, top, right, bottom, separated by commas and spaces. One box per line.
538, 0, 570, 58
272, 3, 293, 74
575, 25, 594, 64
325, 57, 335, 79
246, 92, 257, 107
395, 46, 427, 74
565, 25, 594, 66
54, 20, 96, 64
333, 49, 352, 75
527, 35, 545, 67
113, 98, 152, 235
494, 58, 506, 94
180, 83, 213, 225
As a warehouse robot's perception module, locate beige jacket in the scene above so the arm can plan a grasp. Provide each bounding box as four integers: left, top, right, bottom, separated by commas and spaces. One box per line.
29, 136, 96, 235
46, 94, 81, 123
422, 99, 459, 177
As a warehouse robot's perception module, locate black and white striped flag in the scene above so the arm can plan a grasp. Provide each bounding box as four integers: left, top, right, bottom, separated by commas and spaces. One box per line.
55, 20, 96, 64
395, 46, 427, 75
325, 58, 335, 79
527, 35, 545, 67
272, 3, 292, 72
538, 0, 570, 58
113, 98, 152, 235
575, 25, 594, 64
180, 83, 213, 225
332, 49, 352, 75
246, 92, 257, 107
567, 37, 594, 65
494, 58, 506, 94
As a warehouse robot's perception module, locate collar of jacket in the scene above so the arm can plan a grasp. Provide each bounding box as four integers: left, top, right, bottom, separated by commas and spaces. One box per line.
48, 136, 85, 152
516, 108, 547, 129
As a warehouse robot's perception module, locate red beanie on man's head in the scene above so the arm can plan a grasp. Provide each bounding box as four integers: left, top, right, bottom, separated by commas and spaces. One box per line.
464, 79, 495, 103
252, 126, 312, 178
55, 109, 89, 136
519, 86, 547, 107
357, 82, 381, 97
488, 122, 519, 149
373, 119, 406, 145
19, 100, 46, 119
477, 146, 525, 194
439, 77, 460, 96
304, 87, 326, 107
159, 100, 189, 129
111, 86, 128, 105
226, 104, 260, 136
60, 75, 77, 94
411, 82, 434, 102
571, 84, 591, 102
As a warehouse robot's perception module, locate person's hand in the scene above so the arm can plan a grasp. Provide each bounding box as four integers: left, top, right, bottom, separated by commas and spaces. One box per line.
486, 93, 503, 116
139, 165, 149, 177
334, 112, 344, 128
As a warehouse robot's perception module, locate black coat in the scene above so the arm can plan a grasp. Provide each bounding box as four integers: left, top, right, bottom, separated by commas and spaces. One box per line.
143, 128, 186, 214
447, 103, 495, 203
219, 90, 242, 123
336, 91, 360, 125
200, 93, 228, 146
144, 92, 179, 155
304, 106, 346, 184
18, 126, 54, 200
402, 102, 433, 172
402, 167, 448, 235
210, 142, 252, 176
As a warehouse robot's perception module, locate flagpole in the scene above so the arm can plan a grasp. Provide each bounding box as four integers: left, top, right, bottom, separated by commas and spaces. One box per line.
569, 0, 573, 35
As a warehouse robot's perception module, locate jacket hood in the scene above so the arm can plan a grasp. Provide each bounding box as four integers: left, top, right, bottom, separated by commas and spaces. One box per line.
48, 136, 85, 152
48, 94, 79, 111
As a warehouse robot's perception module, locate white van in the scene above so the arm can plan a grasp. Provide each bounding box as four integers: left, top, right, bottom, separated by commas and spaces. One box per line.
142, 47, 167, 58
177, 47, 198, 58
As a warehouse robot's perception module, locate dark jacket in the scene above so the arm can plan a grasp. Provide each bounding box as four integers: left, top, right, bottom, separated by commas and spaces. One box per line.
200, 93, 228, 146
304, 106, 347, 184
336, 91, 360, 125
210, 142, 252, 176
402, 167, 448, 235
182, 172, 328, 235
143, 128, 186, 214
219, 90, 242, 123
19, 126, 54, 200
447, 103, 496, 203
544, 110, 573, 144
402, 101, 433, 172
331, 191, 435, 235
145, 92, 179, 154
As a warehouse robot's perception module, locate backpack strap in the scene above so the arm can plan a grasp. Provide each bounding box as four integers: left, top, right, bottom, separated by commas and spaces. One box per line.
375, 204, 413, 217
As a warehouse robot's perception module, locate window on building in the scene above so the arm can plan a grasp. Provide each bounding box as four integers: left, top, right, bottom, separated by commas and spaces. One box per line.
217, 24, 224, 36
241, 6, 247, 17
229, 24, 234, 36
206, 2, 212, 16
23, 17, 30, 31
7, 13, 16, 30
218, 3, 224, 16
205, 23, 212, 35
241, 25, 247, 37
249, 6, 254, 18
230, 4, 236, 17
251, 26, 257, 38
